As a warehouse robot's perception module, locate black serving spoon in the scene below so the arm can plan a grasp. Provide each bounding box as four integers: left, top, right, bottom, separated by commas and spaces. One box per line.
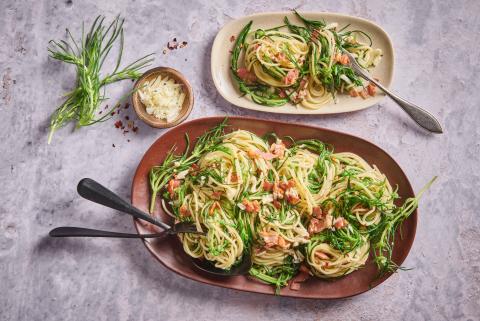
76, 178, 196, 233
49, 178, 200, 236
50, 178, 252, 276
191, 253, 252, 276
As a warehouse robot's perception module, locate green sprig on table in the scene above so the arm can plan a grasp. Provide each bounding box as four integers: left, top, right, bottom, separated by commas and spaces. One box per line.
47, 15, 154, 143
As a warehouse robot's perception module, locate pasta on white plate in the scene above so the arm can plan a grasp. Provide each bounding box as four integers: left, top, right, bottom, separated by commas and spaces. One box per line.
148, 120, 435, 292
231, 11, 382, 109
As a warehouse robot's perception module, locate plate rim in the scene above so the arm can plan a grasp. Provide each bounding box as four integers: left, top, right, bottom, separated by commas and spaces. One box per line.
131, 116, 417, 299
210, 11, 395, 115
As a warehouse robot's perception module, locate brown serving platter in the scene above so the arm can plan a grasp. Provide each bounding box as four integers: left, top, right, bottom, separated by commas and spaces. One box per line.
132, 67, 194, 128
131, 116, 417, 299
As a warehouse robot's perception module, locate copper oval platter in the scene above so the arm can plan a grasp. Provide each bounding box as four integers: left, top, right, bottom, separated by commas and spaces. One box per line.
131, 117, 416, 299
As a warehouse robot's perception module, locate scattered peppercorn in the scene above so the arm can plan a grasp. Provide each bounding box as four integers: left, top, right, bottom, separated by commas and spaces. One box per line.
167, 40, 178, 50
166, 38, 188, 51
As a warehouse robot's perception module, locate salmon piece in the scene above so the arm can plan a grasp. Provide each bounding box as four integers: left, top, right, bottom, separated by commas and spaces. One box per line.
237, 68, 257, 84
209, 202, 221, 215
211, 191, 223, 200
167, 179, 181, 198
277, 236, 290, 249
285, 190, 300, 205
299, 78, 308, 89
263, 180, 274, 191
315, 251, 330, 260
311, 29, 320, 41
290, 266, 311, 291
367, 83, 376, 96
334, 217, 348, 229
252, 200, 261, 212
260, 231, 289, 249
279, 179, 295, 190
283, 183, 300, 205
339, 54, 350, 65
359, 89, 368, 99
274, 52, 287, 64
260, 231, 279, 247
312, 206, 323, 218
242, 198, 250, 209
284, 69, 299, 85
308, 218, 327, 235
349, 89, 359, 97
248, 149, 260, 159
254, 246, 266, 255
272, 200, 282, 209
242, 199, 260, 213
179, 205, 191, 217
273, 183, 285, 200
297, 78, 308, 100
260, 152, 276, 161
270, 142, 286, 158
249, 149, 277, 161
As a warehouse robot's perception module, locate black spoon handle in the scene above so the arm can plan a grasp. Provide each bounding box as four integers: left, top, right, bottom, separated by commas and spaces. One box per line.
49, 227, 168, 239
77, 178, 171, 230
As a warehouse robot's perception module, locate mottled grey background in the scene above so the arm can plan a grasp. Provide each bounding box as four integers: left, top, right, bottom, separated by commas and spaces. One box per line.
1, 0, 478, 320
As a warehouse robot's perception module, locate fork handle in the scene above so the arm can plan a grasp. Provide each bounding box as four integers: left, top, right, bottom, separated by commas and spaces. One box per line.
49, 226, 168, 238
367, 78, 443, 133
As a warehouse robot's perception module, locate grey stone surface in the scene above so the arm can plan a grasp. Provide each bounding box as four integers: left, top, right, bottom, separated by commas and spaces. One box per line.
1, 0, 479, 320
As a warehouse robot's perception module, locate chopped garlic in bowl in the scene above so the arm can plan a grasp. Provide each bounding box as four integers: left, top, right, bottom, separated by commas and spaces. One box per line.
137, 75, 186, 122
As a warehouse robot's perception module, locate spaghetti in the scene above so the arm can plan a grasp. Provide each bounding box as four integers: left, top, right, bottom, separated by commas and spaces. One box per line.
149, 120, 435, 291
231, 11, 383, 109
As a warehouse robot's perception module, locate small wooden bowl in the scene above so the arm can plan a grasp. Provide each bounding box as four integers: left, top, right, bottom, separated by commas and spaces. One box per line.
132, 67, 194, 128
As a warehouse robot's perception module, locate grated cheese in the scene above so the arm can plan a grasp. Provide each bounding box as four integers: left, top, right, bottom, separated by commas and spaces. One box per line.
138, 75, 186, 122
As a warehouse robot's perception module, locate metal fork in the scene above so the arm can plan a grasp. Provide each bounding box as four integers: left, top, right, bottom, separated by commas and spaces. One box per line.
342, 50, 443, 134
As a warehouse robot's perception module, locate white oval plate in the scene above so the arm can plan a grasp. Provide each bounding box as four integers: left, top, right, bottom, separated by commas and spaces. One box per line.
211, 12, 394, 114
